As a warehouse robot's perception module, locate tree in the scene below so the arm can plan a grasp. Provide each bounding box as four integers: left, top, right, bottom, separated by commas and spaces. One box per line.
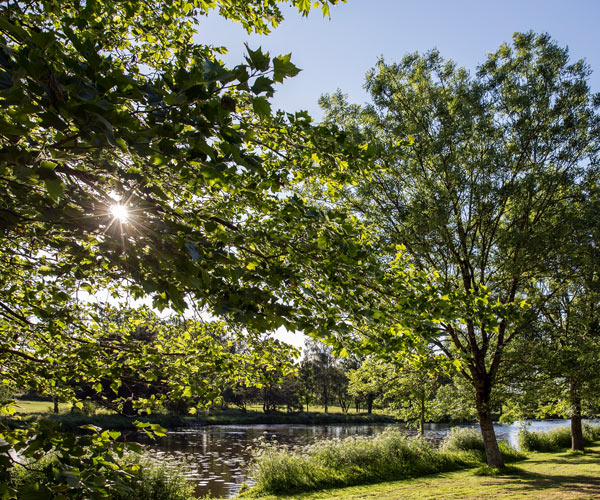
298, 357, 316, 412
348, 357, 387, 414
303, 339, 336, 412
0, 0, 348, 496
506, 178, 600, 450
384, 356, 445, 436
302, 338, 354, 413
313, 32, 600, 467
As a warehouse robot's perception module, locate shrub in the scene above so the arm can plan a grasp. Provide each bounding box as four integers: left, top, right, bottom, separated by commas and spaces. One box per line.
250, 429, 479, 494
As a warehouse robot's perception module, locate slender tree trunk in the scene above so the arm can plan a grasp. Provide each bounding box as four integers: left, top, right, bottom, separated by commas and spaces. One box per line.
355, 399, 360, 413
419, 393, 425, 437
53, 397, 59, 414
367, 395, 373, 414
475, 382, 504, 468
339, 397, 347, 413
263, 386, 268, 413
570, 379, 585, 451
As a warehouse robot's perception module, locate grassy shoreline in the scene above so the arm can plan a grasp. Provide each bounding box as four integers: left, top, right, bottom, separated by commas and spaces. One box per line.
244, 443, 600, 500
7, 400, 403, 431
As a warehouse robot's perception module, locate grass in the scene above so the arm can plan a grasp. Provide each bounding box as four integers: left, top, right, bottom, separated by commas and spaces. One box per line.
12, 400, 71, 414
244, 429, 524, 496
242, 443, 600, 499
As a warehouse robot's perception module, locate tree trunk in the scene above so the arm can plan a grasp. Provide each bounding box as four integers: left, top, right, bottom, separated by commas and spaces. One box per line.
263, 386, 268, 413
53, 397, 59, 414
367, 395, 373, 414
419, 393, 425, 437
122, 398, 135, 417
355, 399, 360, 413
475, 384, 504, 468
570, 380, 585, 451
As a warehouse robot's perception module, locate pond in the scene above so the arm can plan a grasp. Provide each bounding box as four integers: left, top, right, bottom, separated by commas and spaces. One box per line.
136, 419, 600, 498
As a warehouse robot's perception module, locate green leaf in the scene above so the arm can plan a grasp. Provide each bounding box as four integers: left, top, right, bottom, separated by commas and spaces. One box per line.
272, 54, 301, 83
251, 76, 274, 95
149, 423, 167, 437
245, 44, 270, 72
252, 97, 271, 119
44, 178, 64, 201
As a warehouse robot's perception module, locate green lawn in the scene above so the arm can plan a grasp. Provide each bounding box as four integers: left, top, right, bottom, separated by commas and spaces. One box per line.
248, 445, 600, 500
12, 400, 69, 414
12, 400, 113, 415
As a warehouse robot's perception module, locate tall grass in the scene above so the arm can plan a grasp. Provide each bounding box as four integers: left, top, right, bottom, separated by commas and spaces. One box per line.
441, 427, 485, 452
249, 429, 481, 494
441, 427, 525, 462
584, 423, 600, 441
10, 450, 202, 500
518, 424, 600, 452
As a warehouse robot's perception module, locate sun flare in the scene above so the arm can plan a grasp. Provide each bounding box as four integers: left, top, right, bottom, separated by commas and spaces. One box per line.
110, 204, 129, 223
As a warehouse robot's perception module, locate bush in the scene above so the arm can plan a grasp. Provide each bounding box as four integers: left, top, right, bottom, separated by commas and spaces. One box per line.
250, 429, 480, 494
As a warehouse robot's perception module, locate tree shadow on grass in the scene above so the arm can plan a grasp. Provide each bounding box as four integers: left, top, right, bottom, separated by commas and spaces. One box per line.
487, 463, 600, 498
525, 449, 600, 466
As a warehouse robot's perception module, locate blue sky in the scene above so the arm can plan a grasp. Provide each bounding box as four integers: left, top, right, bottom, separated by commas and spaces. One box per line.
197, 0, 600, 120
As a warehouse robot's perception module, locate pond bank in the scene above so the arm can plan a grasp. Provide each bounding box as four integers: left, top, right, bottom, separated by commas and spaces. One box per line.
244, 443, 600, 500
10, 403, 402, 431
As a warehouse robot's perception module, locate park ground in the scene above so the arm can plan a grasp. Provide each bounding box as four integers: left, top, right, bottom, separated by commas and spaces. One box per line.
248, 444, 600, 500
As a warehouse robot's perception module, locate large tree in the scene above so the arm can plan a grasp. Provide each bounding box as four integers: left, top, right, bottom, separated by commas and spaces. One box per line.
312, 32, 600, 467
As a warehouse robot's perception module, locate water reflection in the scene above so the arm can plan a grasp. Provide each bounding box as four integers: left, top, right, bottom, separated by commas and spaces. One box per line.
136, 419, 600, 498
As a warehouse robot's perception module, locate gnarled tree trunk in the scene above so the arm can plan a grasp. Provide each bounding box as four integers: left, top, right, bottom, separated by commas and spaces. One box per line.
475, 379, 504, 468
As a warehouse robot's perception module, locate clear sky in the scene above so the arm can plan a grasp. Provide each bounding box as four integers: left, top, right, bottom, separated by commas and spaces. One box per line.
197, 0, 600, 120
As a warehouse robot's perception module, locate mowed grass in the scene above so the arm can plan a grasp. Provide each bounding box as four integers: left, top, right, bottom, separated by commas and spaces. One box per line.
12, 400, 71, 414
246, 444, 600, 500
